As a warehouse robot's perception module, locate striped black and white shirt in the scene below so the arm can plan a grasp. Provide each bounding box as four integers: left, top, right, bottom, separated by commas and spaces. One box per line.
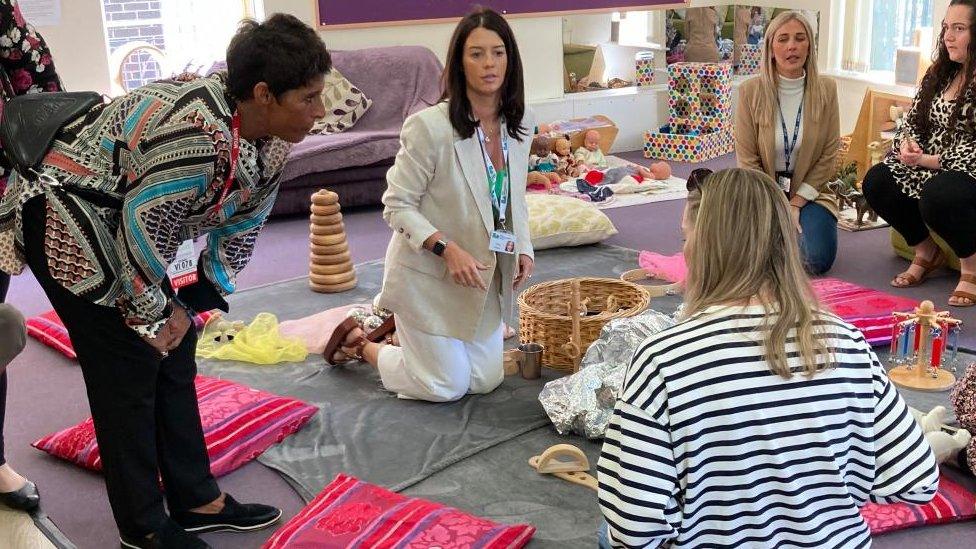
598, 305, 938, 549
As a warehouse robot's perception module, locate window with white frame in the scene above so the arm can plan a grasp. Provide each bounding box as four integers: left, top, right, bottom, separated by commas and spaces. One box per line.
101, 0, 263, 95
842, 0, 933, 73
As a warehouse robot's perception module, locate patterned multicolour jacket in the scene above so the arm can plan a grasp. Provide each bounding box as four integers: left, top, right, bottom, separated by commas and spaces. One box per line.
0, 73, 290, 337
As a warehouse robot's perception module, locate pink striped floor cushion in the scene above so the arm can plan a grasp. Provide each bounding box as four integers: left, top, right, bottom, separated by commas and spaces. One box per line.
811, 278, 919, 346
33, 375, 317, 477
26, 309, 219, 360
263, 474, 536, 548
25, 310, 76, 359
861, 475, 976, 534
636, 254, 918, 347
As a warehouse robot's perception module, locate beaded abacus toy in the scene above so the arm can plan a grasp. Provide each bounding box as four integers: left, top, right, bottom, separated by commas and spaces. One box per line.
888, 300, 963, 392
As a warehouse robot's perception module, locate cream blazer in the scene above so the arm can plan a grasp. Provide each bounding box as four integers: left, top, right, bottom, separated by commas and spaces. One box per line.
734, 75, 840, 217
377, 102, 534, 341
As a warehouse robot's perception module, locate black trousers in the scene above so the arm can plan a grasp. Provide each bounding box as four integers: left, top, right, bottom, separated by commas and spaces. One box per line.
22, 197, 219, 538
862, 163, 976, 259
0, 270, 9, 467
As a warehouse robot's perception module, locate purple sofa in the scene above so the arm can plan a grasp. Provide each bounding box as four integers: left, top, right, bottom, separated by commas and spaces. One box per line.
271, 46, 443, 217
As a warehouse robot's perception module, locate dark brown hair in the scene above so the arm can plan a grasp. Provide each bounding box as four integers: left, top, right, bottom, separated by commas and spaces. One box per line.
440, 7, 527, 141
910, 0, 976, 140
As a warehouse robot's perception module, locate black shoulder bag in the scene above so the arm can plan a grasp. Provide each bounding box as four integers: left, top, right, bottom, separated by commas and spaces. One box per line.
0, 91, 103, 181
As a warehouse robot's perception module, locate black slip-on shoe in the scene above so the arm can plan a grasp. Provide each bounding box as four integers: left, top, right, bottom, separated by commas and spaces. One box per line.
171, 494, 282, 534
119, 519, 210, 549
0, 480, 40, 512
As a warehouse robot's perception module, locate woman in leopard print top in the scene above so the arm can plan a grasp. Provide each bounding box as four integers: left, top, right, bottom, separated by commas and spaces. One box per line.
863, 0, 976, 308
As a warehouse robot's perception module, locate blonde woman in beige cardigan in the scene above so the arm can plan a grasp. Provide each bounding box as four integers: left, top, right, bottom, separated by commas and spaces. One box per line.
734, 10, 840, 274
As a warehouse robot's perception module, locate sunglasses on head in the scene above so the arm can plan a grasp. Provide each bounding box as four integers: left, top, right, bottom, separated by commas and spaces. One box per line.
686, 168, 714, 192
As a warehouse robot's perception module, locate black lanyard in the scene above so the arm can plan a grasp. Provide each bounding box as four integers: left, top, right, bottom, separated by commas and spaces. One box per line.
777, 84, 805, 174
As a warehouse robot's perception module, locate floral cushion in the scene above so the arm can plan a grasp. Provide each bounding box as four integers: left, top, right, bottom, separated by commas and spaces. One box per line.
527, 193, 617, 250
310, 68, 372, 134
26, 309, 218, 360
33, 376, 317, 477
263, 474, 535, 548
861, 475, 976, 534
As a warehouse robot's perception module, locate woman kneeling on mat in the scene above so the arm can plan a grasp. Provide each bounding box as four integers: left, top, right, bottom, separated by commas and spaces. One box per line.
324, 7, 534, 402
862, 0, 976, 307
597, 168, 937, 548
734, 10, 840, 275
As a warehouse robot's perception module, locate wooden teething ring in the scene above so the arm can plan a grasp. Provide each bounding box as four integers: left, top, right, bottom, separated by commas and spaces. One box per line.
310, 270, 356, 286
309, 260, 353, 275
310, 212, 342, 227
309, 249, 351, 264
310, 237, 349, 251
620, 268, 681, 297
310, 203, 340, 216
310, 278, 358, 293
308, 231, 346, 245
308, 220, 345, 235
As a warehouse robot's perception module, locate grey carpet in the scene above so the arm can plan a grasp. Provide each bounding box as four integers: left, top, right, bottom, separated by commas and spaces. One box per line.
204, 244, 659, 502
213, 243, 973, 549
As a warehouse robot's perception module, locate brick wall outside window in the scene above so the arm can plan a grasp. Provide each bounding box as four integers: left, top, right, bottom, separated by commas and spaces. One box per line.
102, 0, 165, 90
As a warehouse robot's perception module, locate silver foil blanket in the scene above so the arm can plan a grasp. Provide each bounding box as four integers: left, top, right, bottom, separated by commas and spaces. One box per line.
538, 309, 676, 438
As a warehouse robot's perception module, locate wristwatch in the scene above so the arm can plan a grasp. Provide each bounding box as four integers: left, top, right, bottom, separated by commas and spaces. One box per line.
431, 239, 449, 256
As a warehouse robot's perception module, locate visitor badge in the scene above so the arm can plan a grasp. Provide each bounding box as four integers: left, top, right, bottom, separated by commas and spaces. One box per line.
167, 239, 198, 288
489, 230, 517, 255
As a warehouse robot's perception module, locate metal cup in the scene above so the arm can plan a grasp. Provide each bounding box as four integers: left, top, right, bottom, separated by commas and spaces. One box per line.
516, 342, 544, 380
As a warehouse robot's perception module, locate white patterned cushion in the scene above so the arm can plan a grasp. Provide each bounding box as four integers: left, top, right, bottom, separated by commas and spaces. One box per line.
527, 194, 617, 250
310, 68, 372, 134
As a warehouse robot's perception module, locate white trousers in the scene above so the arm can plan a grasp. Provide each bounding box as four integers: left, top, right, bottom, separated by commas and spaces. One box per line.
376, 272, 504, 402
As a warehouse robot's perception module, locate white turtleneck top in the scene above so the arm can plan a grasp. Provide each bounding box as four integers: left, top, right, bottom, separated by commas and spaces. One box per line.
774, 72, 820, 201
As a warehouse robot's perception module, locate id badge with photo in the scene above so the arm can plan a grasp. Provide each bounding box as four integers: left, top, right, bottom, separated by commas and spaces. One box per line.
776, 174, 792, 194
489, 229, 517, 255
166, 239, 198, 288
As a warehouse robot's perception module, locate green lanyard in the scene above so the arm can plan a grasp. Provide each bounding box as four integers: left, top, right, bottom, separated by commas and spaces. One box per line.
490, 168, 507, 221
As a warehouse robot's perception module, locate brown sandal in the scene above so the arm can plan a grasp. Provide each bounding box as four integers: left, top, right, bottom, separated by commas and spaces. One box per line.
365, 315, 396, 343
323, 317, 365, 365
950, 274, 976, 308
891, 248, 947, 288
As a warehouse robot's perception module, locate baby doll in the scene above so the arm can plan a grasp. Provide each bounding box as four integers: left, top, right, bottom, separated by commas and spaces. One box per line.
553, 137, 581, 179
528, 135, 563, 188
573, 129, 609, 169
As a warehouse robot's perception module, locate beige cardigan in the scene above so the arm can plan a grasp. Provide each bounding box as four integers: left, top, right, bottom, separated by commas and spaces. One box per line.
734, 75, 840, 217
378, 102, 534, 342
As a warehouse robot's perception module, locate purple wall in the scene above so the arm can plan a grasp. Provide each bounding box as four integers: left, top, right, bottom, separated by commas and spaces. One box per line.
317, 0, 682, 27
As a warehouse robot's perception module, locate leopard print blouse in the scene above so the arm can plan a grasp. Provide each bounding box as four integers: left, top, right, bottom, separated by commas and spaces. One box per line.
883, 91, 976, 199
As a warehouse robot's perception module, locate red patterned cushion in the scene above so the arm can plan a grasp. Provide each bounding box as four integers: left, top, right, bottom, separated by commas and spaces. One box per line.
25, 310, 76, 359
33, 376, 317, 477
811, 278, 919, 346
263, 474, 535, 548
26, 309, 218, 360
861, 475, 976, 535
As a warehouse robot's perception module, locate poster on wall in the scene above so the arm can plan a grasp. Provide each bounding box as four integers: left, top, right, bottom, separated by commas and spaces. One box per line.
18, 0, 60, 27
316, 0, 689, 28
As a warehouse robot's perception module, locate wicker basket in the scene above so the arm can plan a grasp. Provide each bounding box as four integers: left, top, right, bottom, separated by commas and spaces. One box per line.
518, 277, 650, 372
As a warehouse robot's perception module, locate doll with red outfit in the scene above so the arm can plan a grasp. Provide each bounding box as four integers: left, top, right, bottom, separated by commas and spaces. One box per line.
574, 129, 671, 185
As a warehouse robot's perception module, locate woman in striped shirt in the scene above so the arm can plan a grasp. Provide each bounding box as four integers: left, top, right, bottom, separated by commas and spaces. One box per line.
597, 168, 938, 548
